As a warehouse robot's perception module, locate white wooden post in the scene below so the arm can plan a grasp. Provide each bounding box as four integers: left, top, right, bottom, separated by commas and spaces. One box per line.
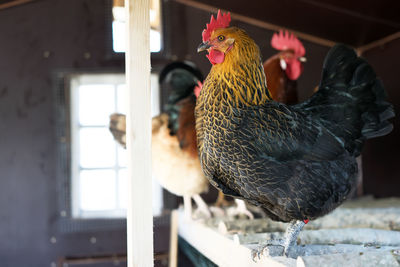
125, 0, 153, 266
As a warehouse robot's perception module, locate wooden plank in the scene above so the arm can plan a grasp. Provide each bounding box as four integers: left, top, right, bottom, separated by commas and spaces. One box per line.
0, 0, 37, 10
177, 210, 296, 267
169, 210, 179, 267
357, 31, 400, 55
172, 0, 336, 47
125, 0, 153, 266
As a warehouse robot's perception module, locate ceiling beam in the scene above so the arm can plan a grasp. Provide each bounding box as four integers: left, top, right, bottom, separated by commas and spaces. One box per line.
173, 0, 336, 47
357, 31, 400, 55
297, 0, 400, 28
0, 0, 37, 10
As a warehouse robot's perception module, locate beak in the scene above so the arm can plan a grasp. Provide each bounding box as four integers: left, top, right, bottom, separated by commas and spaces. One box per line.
299, 57, 307, 63
197, 41, 212, 52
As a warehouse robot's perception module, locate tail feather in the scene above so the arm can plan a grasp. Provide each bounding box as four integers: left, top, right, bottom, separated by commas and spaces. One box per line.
160, 61, 203, 109
160, 61, 203, 135
298, 44, 394, 156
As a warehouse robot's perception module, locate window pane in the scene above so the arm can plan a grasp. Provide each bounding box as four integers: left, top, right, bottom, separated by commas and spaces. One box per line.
79, 84, 115, 126
118, 146, 127, 167
80, 170, 116, 211
118, 169, 127, 209
118, 169, 163, 216
79, 128, 116, 168
112, 22, 161, 53
117, 84, 127, 114
112, 0, 161, 53
150, 29, 161, 53
112, 20, 125, 53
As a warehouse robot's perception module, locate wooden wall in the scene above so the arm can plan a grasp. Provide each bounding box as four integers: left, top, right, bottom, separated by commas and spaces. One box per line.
362, 39, 400, 197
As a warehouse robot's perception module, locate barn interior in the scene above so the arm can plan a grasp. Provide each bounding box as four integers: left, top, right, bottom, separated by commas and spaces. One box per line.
0, 0, 399, 266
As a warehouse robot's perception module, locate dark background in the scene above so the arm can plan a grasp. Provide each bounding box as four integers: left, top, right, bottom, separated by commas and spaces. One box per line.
0, 0, 398, 266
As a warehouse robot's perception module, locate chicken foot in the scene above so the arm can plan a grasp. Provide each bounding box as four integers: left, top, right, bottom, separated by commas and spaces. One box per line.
226, 199, 254, 219
252, 220, 306, 260
192, 194, 212, 218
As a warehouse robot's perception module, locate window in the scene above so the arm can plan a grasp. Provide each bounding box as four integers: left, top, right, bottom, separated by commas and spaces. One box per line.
112, 0, 162, 53
69, 73, 162, 218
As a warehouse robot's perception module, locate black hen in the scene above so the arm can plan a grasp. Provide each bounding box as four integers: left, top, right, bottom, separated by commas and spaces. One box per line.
196, 18, 394, 258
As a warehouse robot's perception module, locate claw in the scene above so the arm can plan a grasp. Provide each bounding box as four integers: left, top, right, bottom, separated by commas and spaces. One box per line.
251, 220, 306, 259
209, 206, 225, 217
227, 199, 254, 219
192, 194, 212, 219
251, 242, 285, 261
193, 205, 212, 218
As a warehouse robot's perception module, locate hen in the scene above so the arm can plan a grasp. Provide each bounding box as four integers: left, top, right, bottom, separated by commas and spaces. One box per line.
196, 11, 394, 258
216, 31, 306, 214
110, 62, 211, 219
110, 62, 254, 219
263, 30, 306, 105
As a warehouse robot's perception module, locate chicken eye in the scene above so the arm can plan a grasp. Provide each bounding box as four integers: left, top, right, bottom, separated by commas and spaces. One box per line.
218, 35, 225, 41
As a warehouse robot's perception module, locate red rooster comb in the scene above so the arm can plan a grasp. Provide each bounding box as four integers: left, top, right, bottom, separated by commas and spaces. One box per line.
202, 10, 231, 42
271, 30, 305, 57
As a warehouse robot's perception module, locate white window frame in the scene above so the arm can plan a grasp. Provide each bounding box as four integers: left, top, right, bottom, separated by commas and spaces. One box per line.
112, 0, 162, 53
69, 73, 162, 219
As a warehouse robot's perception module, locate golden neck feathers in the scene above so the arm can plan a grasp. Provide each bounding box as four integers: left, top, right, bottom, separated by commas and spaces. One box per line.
201, 27, 272, 107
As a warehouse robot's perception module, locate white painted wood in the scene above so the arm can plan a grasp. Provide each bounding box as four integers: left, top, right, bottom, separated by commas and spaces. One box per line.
178, 203, 400, 266
125, 0, 153, 266
177, 209, 296, 267
178, 198, 400, 267
169, 210, 179, 267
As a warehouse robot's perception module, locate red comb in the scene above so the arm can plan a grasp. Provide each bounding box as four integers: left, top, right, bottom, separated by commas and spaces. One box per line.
202, 10, 231, 42
271, 30, 305, 57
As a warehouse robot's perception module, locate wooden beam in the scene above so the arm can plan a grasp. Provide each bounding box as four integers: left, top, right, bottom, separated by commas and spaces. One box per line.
125, 0, 153, 266
356, 31, 400, 55
172, 0, 336, 47
169, 210, 179, 267
0, 0, 37, 10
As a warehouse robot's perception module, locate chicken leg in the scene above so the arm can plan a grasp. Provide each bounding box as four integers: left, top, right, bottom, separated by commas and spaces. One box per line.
252, 220, 306, 260
227, 199, 254, 219
183, 195, 193, 220
192, 194, 212, 218
214, 191, 231, 207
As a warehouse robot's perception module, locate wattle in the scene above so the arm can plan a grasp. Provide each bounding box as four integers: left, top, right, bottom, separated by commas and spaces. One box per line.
206, 48, 225, 65
285, 59, 303, 80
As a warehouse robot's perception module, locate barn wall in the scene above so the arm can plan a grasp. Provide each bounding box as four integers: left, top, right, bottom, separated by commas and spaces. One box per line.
362, 39, 400, 197
166, 2, 331, 102
0, 0, 397, 266
0, 1, 126, 266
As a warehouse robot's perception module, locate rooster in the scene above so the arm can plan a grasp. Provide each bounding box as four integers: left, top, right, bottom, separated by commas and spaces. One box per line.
196, 10, 394, 258
263, 30, 306, 105
110, 62, 211, 219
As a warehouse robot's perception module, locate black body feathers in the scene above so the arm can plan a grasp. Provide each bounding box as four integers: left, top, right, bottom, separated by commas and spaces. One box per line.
196, 43, 394, 222
160, 61, 203, 136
